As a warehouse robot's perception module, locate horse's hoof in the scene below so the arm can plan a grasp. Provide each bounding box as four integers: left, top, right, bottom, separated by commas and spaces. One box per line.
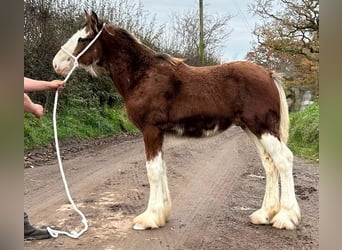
133, 211, 162, 230
250, 209, 271, 225
132, 223, 151, 231
270, 208, 300, 230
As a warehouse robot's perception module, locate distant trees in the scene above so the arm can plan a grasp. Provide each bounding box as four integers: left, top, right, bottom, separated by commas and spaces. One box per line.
162, 9, 232, 65
86, 0, 165, 50
247, 0, 319, 107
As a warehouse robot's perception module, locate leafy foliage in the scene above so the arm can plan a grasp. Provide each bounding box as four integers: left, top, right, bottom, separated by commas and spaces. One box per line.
288, 102, 319, 161
247, 0, 319, 98
24, 104, 138, 150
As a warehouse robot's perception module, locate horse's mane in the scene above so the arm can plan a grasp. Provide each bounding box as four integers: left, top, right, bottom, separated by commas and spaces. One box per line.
104, 24, 184, 66
104, 25, 140, 43
156, 53, 185, 66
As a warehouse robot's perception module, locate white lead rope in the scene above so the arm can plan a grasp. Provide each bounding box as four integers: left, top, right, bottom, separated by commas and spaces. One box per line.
47, 89, 88, 238
47, 23, 105, 239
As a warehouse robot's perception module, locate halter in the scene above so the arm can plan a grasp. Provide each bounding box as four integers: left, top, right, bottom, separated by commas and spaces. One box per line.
61, 23, 106, 82
47, 23, 105, 239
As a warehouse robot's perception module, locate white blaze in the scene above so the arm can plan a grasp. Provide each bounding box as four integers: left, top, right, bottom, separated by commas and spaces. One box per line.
53, 27, 89, 75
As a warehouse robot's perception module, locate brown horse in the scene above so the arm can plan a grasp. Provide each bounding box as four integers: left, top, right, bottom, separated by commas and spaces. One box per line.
53, 11, 300, 230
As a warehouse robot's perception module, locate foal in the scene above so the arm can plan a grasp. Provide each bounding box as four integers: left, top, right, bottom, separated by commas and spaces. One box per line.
53, 11, 300, 230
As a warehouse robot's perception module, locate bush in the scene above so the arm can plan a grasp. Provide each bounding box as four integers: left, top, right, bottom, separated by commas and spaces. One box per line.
288, 102, 319, 161
24, 103, 138, 150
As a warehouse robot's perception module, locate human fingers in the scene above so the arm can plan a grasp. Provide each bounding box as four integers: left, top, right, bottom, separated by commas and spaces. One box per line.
57, 81, 65, 91
51, 80, 65, 90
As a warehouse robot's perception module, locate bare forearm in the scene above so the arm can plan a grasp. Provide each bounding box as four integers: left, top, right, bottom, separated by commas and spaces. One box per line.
24, 77, 50, 92
24, 77, 65, 92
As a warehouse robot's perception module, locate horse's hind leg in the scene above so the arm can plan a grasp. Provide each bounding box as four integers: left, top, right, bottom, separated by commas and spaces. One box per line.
245, 129, 280, 225
259, 133, 300, 229
133, 126, 171, 230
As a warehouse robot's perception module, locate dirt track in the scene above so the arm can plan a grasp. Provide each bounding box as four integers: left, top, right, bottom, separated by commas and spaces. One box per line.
24, 126, 319, 249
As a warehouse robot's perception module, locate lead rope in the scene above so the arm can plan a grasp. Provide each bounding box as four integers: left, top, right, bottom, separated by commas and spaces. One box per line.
47, 23, 105, 238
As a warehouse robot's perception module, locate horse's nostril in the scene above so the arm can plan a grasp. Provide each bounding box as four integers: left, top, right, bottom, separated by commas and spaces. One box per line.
53, 64, 61, 74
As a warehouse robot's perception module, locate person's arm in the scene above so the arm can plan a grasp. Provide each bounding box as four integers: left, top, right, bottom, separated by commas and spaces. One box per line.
24, 77, 65, 92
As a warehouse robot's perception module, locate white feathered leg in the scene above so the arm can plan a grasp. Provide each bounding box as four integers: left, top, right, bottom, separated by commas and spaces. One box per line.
133, 152, 171, 230
245, 129, 280, 225
260, 133, 300, 230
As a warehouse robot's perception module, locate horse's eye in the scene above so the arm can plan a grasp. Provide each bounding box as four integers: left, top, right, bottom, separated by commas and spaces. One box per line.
78, 37, 85, 42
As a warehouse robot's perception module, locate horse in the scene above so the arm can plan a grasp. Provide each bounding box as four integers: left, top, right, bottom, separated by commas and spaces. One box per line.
53, 11, 300, 230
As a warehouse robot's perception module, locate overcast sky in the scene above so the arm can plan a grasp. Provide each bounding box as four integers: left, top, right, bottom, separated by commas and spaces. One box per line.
140, 0, 261, 62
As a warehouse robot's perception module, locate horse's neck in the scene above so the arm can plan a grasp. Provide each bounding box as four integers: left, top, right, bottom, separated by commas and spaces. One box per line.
104, 60, 130, 97
104, 43, 154, 98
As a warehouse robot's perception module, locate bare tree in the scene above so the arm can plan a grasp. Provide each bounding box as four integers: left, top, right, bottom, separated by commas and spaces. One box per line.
163, 9, 233, 66
83, 0, 164, 49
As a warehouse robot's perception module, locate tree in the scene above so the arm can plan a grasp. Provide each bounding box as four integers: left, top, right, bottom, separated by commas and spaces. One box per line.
86, 0, 164, 50
163, 9, 232, 66
247, 0, 319, 100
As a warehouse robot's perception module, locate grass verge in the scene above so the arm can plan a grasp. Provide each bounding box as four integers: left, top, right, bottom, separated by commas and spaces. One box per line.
24, 104, 138, 151
288, 102, 319, 162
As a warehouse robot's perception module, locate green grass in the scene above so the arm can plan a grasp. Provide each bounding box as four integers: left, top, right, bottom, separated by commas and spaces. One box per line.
288, 102, 319, 162
24, 103, 138, 150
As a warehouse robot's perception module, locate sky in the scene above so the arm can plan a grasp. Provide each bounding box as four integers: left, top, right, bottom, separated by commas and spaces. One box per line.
140, 0, 261, 62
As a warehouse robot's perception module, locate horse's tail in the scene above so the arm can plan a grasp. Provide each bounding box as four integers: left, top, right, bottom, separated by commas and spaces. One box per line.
271, 71, 289, 144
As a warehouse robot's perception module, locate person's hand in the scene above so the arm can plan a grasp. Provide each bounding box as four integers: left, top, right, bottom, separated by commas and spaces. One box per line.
49, 79, 65, 91
24, 93, 44, 118
31, 104, 44, 118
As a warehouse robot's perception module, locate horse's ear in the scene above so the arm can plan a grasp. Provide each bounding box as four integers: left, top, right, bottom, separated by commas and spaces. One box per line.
84, 10, 90, 21
90, 11, 102, 33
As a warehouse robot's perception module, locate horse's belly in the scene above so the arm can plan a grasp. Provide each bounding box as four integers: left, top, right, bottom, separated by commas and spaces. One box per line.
166, 116, 232, 138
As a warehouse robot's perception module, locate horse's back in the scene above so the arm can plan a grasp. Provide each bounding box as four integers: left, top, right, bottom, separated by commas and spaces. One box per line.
172, 61, 279, 112
166, 61, 282, 137
175, 61, 276, 95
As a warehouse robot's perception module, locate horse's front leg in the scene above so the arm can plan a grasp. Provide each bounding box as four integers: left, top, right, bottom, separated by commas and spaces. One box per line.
133, 126, 171, 230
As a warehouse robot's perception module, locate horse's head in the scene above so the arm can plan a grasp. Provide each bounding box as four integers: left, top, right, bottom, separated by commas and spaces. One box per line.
53, 11, 104, 77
